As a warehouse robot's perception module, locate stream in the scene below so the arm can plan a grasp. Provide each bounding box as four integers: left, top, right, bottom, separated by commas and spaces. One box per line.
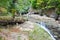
36, 22, 56, 40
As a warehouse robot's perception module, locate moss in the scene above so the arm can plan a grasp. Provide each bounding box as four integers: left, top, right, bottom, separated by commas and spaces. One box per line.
29, 23, 53, 40
17, 36, 21, 40
0, 36, 2, 40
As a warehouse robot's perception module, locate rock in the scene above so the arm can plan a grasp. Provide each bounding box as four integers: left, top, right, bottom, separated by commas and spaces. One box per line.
24, 14, 60, 40
0, 21, 55, 40
28, 7, 42, 15
49, 13, 58, 20
58, 15, 60, 21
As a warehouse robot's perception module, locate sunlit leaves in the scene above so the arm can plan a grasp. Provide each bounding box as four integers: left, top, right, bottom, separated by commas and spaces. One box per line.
0, 0, 13, 16
15, 0, 33, 13
32, 0, 59, 9
0, 0, 12, 9
0, 7, 7, 13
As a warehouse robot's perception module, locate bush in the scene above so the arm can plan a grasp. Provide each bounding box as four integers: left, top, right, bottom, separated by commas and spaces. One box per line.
32, 0, 60, 15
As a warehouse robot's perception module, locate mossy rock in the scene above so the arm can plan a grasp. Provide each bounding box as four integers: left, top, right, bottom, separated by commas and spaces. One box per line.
29, 23, 54, 40
0, 16, 13, 21
0, 16, 26, 26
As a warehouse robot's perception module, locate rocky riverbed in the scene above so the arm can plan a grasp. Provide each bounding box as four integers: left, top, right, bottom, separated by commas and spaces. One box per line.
0, 21, 54, 40
0, 14, 60, 40
23, 14, 60, 40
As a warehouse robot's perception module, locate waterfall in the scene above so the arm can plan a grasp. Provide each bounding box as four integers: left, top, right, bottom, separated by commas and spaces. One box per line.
36, 22, 56, 40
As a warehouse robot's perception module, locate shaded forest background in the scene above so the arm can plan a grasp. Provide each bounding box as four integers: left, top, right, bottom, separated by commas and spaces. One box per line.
0, 0, 60, 20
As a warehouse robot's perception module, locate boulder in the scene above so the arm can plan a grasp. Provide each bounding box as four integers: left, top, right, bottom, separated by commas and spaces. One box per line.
0, 21, 55, 40
24, 14, 60, 40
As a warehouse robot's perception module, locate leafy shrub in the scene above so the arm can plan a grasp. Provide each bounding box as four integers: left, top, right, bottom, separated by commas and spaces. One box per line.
0, 0, 12, 9
15, 0, 33, 13
0, 0, 13, 16
32, 0, 60, 15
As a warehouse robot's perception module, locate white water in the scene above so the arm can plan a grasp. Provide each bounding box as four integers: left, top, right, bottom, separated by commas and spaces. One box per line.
24, 14, 56, 40
37, 22, 56, 40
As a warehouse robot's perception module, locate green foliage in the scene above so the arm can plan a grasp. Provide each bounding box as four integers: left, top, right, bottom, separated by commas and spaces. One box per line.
32, 0, 58, 9
56, 8, 60, 15
0, 7, 7, 13
0, 0, 60, 15
32, 0, 37, 9
56, 0, 60, 15
0, 0, 34, 16
32, 0, 60, 15
0, 0, 12, 9
0, 0, 13, 16
15, 0, 33, 13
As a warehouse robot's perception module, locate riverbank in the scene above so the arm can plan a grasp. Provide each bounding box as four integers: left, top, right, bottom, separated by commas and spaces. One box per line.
23, 14, 60, 40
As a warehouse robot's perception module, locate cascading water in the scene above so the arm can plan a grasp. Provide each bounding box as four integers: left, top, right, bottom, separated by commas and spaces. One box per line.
24, 14, 56, 40
36, 22, 56, 40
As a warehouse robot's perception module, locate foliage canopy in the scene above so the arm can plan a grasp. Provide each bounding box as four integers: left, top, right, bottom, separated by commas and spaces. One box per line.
0, 0, 60, 15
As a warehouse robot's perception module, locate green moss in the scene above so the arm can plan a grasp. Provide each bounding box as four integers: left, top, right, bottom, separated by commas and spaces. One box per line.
17, 36, 21, 40
0, 36, 2, 40
29, 23, 53, 40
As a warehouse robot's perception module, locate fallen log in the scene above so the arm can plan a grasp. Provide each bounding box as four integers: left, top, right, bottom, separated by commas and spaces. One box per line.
0, 16, 25, 26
